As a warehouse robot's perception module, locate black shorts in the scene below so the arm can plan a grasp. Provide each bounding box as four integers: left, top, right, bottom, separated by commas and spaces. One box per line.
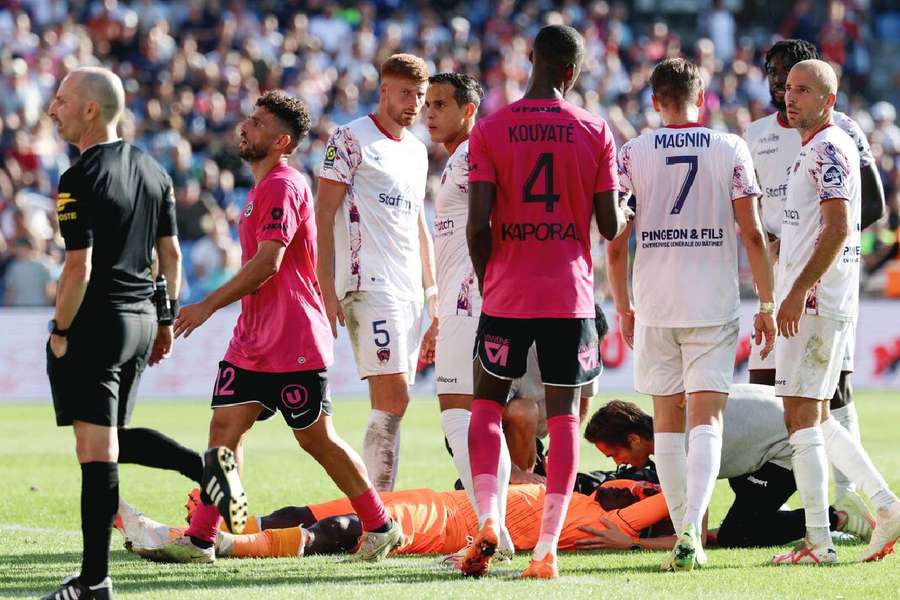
48, 301, 156, 427
211, 360, 332, 430
475, 313, 601, 386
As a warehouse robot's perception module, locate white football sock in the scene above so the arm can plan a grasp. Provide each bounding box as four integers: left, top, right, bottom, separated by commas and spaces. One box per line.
440, 408, 514, 552
829, 404, 860, 500
683, 424, 722, 534
363, 409, 402, 492
821, 417, 898, 510
789, 426, 831, 543
654, 432, 687, 533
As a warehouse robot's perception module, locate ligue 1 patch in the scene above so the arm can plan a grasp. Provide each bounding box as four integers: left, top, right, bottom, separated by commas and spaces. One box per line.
244, 201, 254, 217
823, 165, 843, 187
324, 144, 337, 169
377, 347, 391, 364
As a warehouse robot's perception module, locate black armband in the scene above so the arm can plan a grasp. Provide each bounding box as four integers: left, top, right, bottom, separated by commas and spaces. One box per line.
169, 298, 180, 320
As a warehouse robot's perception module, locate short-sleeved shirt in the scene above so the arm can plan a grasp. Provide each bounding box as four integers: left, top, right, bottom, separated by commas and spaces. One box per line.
744, 110, 873, 237
434, 139, 480, 318
468, 98, 617, 319
318, 115, 428, 303
56, 139, 177, 307
618, 125, 760, 327
223, 162, 333, 373
777, 124, 861, 322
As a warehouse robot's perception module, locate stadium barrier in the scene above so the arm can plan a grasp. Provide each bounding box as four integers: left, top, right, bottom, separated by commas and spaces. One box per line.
0, 301, 898, 400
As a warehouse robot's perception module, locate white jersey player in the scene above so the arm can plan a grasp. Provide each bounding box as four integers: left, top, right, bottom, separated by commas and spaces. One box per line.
746, 39, 886, 507
771, 59, 900, 566
316, 54, 436, 492
607, 58, 776, 572
423, 72, 517, 560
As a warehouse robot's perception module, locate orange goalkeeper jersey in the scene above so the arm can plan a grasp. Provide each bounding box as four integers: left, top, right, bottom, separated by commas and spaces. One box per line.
308, 481, 669, 555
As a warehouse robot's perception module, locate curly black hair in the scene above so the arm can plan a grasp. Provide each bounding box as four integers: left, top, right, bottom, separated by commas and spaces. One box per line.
256, 90, 310, 152
764, 39, 819, 71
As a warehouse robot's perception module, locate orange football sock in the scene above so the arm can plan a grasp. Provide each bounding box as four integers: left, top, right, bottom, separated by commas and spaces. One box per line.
219, 515, 260, 534
231, 527, 304, 558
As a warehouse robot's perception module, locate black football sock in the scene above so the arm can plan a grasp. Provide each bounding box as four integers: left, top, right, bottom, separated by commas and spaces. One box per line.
80, 462, 118, 587
118, 427, 203, 483
260, 506, 317, 529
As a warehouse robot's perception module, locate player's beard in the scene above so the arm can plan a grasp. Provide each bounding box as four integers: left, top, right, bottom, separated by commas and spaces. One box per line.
388, 104, 418, 128
239, 139, 270, 163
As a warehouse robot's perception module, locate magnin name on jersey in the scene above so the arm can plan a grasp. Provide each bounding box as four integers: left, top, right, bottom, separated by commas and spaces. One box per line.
654, 131, 711, 149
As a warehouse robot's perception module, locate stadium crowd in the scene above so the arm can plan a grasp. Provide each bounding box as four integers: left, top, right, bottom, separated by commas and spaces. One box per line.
1, 0, 898, 306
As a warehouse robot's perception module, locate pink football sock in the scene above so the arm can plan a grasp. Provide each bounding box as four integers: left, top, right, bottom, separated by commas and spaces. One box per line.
186, 503, 222, 544
535, 414, 579, 557
468, 399, 505, 526
350, 487, 389, 532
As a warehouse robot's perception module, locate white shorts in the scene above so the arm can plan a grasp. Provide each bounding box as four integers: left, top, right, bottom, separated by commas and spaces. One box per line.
435, 314, 477, 395
775, 314, 852, 400
634, 319, 739, 396
341, 291, 423, 384
749, 319, 855, 373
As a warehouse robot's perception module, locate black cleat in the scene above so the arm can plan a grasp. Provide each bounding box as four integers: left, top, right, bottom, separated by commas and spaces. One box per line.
42, 575, 113, 600
201, 446, 248, 534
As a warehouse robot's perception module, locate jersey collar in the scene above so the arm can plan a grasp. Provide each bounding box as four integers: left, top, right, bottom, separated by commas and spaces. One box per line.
368, 114, 403, 142
663, 122, 702, 129
801, 122, 833, 146
81, 138, 123, 154
775, 112, 792, 129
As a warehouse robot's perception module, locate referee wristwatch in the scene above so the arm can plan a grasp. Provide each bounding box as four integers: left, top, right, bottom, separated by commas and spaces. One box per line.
48, 319, 69, 337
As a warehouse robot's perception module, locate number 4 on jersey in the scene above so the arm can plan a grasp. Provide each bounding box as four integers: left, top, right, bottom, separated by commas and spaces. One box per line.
523, 153, 560, 213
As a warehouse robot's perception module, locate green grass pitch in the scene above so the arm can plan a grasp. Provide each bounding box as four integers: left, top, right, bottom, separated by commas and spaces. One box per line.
3, 391, 900, 599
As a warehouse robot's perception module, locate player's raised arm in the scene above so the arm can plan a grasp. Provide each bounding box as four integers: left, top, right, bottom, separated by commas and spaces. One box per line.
315, 178, 348, 337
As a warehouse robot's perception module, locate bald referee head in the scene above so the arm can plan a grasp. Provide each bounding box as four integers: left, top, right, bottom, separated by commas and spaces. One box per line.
48, 67, 125, 150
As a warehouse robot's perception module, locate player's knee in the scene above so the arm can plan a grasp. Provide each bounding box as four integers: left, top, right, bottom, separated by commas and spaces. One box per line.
207, 417, 245, 449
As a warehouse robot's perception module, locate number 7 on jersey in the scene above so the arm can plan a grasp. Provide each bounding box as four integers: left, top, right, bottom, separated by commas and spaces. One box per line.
666, 155, 698, 215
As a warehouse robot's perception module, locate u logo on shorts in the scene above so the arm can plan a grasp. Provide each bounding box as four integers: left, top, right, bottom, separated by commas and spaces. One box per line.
281, 384, 308, 410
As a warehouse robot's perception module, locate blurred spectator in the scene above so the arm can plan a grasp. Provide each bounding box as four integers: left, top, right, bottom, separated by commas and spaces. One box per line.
3, 237, 55, 306
0, 0, 897, 303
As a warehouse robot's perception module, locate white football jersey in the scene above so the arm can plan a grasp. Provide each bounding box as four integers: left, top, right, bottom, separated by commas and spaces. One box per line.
777, 124, 861, 322
745, 110, 872, 238
319, 115, 428, 302
619, 125, 761, 327
434, 140, 481, 318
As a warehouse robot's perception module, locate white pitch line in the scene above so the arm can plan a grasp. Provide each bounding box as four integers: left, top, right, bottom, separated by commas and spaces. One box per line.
1, 523, 80, 536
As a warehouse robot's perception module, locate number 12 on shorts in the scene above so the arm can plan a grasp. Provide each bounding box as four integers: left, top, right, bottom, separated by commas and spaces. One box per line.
666, 155, 698, 215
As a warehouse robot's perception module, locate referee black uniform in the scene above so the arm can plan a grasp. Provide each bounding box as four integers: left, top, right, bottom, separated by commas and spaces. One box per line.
49, 139, 175, 426
45, 138, 187, 599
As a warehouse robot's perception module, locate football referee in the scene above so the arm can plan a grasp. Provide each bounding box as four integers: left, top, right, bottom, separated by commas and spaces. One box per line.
43, 67, 199, 600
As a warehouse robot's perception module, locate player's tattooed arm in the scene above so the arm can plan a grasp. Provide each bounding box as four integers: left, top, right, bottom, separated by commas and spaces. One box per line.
467, 181, 496, 294
315, 178, 349, 337
860, 162, 886, 230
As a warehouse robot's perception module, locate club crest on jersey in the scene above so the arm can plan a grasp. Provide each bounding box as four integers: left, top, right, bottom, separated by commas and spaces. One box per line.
244, 201, 254, 217
823, 165, 843, 187
377, 348, 391, 363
